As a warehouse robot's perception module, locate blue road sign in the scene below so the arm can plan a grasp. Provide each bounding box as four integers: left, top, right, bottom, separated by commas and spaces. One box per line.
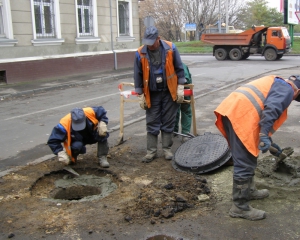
185, 23, 197, 31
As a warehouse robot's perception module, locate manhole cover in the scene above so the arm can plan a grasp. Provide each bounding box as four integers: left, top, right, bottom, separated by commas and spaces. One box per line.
172, 132, 231, 174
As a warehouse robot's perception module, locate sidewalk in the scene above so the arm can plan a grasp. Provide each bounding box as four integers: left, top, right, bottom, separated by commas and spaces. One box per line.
0, 68, 134, 100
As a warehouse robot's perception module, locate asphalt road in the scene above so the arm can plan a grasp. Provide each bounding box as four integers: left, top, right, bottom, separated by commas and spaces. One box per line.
1, 55, 300, 173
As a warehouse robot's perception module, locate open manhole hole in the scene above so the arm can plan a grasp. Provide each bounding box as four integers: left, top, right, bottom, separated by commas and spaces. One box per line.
30, 168, 118, 202
146, 235, 182, 240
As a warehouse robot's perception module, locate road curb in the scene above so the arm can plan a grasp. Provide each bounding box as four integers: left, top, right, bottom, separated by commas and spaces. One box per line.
0, 71, 134, 100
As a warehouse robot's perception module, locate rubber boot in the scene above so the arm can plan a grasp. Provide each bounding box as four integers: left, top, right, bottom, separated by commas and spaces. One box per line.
142, 133, 158, 163
249, 176, 269, 200
161, 131, 173, 160
229, 178, 266, 221
97, 141, 109, 168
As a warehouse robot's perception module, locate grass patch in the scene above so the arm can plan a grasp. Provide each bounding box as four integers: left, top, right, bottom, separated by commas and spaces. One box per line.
175, 38, 300, 54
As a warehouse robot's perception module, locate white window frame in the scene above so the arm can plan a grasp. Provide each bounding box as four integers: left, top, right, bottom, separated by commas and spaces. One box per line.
75, 0, 100, 44
30, 0, 64, 46
116, 0, 135, 42
0, 0, 17, 47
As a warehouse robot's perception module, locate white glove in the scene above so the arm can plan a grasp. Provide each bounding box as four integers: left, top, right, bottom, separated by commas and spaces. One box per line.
97, 121, 107, 137
138, 93, 147, 110
176, 85, 184, 103
58, 151, 71, 165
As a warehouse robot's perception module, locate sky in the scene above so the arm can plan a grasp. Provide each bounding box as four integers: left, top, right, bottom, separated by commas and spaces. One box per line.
267, 0, 281, 11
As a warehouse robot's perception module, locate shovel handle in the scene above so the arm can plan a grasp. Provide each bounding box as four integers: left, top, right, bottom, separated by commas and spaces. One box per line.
259, 142, 279, 153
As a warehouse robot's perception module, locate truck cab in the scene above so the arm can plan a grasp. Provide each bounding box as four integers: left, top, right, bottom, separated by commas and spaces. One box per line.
263, 27, 291, 60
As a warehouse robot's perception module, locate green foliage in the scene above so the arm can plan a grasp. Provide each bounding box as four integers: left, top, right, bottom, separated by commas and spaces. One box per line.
235, 0, 286, 29
292, 37, 300, 52
175, 39, 300, 54
175, 41, 213, 53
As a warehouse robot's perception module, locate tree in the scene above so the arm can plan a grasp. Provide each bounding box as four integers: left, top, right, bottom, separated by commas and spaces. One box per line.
138, 0, 246, 42
235, 0, 285, 29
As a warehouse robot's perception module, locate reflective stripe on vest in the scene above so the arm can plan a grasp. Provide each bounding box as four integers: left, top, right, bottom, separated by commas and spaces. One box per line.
214, 75, 287, 156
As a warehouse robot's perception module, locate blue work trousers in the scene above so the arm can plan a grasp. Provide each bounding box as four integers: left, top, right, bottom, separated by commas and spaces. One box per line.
146, 91, 179, 136
222, 116, 257, 180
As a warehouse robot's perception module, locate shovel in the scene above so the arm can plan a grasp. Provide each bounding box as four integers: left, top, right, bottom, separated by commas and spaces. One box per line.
63, 166, 80, 176
260, 143, 294, 171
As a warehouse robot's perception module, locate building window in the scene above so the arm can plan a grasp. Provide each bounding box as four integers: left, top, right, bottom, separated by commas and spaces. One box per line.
33, 0, 55, 38
75, 0, 99, 44
0, 0, 17, 46
118, 1, 129, 36
0, 0, 5, 37
77, 0, 93, 36
30, 0, 64, 46
116, 0, 135, 42
0, 2, 4, 37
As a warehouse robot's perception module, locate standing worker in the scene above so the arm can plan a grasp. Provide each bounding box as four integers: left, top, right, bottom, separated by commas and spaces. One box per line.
174, 63, 193, 143
134, 26, 186, 163
214, 75, 300, 220
47, 107, 110, 168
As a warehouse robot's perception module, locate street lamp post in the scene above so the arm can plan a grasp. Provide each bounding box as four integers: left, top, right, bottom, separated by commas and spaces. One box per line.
218, 0, 221, 33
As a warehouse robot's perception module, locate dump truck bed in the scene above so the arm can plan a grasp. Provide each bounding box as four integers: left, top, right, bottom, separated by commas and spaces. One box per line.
201, 26, 268, 46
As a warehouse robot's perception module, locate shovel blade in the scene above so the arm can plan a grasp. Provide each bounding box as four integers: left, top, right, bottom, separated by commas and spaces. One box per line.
63, 166, 80, 176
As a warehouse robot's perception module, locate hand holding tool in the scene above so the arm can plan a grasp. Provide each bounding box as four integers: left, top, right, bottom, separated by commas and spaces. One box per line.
58, 150, 71, 165
258, 133, 271, 153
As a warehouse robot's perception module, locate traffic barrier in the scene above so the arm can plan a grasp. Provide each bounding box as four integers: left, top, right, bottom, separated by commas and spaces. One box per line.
117, 82, 197, 145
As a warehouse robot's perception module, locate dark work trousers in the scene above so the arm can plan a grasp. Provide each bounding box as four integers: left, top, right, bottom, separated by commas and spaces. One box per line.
71, 141, 86, 159
174, 101, 192, 134
222, 116, 257, 180
146, 90, 179, 136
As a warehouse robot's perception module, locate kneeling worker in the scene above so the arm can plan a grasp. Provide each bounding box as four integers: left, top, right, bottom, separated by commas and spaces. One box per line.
47, 106, 110, 168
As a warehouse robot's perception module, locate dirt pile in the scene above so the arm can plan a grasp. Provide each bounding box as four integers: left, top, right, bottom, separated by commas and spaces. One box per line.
0, 142, 217, 238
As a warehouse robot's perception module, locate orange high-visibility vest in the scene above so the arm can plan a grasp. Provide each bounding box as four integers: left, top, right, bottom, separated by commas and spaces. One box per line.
214, 75, 289, 157
137, 40, 178, 108
59, 107, 98, 162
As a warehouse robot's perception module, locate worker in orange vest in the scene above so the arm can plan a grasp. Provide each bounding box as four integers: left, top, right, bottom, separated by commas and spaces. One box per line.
47, 107, 110, 168
214, 75, 300, 220
134, 26, 185, 163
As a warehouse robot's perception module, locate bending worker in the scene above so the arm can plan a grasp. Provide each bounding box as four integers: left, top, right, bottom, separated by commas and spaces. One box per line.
47, 107, 110, 168
134, 26, 185, 163
214, 75, 300, 221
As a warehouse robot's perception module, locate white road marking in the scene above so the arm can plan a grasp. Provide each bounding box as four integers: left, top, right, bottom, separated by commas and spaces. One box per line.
4, 92, 119, 120
193, 73, 205, 76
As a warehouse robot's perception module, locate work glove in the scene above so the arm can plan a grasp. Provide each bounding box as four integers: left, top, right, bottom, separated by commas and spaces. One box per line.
176, 85, 184, 103
269, 142, 283, 157
97, 121, 107, 137
57, 150, 71, 165
138, 93, 147, 110
258, 133, 271, 153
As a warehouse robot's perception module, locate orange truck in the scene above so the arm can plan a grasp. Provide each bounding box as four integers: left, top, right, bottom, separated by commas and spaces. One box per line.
201, 26, 291, 61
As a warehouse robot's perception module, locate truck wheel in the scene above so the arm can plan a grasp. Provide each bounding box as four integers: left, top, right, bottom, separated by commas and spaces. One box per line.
229, 48, 242, 61
264, 48, 277, 61
242, 52, 250, 60
215, 48, 227, 61
276, 54, 283, 59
